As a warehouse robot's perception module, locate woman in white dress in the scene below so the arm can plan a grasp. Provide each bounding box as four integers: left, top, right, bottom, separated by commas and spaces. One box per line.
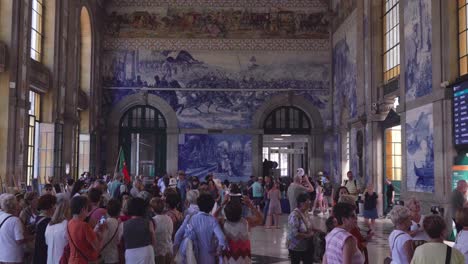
151, 197, 173, 264
45, 193, 70, 264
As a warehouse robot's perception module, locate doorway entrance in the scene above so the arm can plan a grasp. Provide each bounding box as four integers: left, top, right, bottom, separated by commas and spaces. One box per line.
262, 106, 311, 178
383, 125, 402, 213
119, 106, 167, 178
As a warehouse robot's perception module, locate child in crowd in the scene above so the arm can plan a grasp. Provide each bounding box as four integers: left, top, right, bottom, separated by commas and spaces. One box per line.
363, 183, 378, 231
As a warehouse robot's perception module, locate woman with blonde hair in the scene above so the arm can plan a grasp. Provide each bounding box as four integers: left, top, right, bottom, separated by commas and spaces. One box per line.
406, 197, 429, 245
0, 193, 29, 263
388, 205, 414, 264
45, 193, 71, 264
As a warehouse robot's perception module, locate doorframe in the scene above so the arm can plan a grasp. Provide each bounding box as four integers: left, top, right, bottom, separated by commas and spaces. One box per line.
107, 92, 179, 175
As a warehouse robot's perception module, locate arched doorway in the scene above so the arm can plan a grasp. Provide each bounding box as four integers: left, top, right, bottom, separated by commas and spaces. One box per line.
262, 106, 312, 177
252, 93, 324, 176
119, 105, 167, 177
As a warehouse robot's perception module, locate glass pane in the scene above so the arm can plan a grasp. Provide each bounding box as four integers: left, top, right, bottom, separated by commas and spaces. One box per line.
461, 8, 467, 33
461, 56, 468, 76
462, 32, 468, 57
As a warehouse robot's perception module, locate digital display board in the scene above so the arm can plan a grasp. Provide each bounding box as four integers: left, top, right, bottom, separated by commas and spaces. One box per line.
453, 81, 468, 146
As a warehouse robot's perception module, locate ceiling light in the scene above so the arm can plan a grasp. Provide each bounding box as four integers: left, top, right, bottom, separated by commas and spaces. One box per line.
273, 138, 284, 141
281, 134, 292, 137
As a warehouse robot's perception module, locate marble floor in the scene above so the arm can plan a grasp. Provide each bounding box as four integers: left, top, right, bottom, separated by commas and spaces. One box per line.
250, 214, 393, 264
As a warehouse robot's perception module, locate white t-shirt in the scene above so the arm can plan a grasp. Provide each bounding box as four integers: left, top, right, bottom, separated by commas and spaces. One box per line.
454, 230, 468, 263
389, 229, 413, 264
0, 212, 25, 263
45, 220, 69, 264
101, 217, 123, 264
410, 215, 430, 241
153, 214, 173, 256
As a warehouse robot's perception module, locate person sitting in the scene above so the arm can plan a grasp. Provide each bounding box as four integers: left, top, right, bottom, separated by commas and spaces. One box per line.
388, 205, 414, 264
411, 215, 465, 264
323, 202, 364, 264
174, 193, 227, 264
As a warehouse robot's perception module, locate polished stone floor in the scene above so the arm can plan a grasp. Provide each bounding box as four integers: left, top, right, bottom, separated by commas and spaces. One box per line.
250, 214, 394, 264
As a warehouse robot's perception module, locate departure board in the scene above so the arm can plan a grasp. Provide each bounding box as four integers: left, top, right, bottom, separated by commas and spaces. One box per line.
454, 81, 468, 146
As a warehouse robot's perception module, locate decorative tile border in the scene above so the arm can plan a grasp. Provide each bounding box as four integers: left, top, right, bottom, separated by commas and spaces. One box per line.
103, 38, 330, 51
108, 0, 327, 10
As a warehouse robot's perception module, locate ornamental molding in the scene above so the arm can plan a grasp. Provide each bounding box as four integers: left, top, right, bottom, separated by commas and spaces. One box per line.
107, 0, 327, 10
103, 37, 330, 52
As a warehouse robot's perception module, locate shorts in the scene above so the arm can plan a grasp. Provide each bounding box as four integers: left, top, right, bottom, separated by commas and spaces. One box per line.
253, 197, 263, 206
363, 208, 378, 219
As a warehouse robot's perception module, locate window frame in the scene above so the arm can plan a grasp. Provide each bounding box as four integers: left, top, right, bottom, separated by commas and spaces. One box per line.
30, 0, 44, 62
459, 0, 468, 76
382, 0, 401, 82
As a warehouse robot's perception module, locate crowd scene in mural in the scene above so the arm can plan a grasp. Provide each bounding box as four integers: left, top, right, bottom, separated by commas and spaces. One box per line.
1, 165, 467, 263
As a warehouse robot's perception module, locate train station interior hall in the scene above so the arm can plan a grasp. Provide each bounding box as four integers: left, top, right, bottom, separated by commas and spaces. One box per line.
2, 0, 468, 263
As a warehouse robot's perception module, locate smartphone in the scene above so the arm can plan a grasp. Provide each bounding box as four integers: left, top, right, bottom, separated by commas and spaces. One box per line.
99, 216, 106, 225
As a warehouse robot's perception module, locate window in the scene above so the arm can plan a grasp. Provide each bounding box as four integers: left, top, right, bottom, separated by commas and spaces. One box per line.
343, 131, 350, 175
459, 0, 468, 76
264, 106, 311, 134
385, 125, 402, 181
30, 0, 44, 61
383, 0, 400, 81
78, 134, 90, 176
27, 91, 41, 185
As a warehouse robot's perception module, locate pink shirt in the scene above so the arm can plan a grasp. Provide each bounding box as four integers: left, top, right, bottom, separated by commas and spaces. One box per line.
325, 227, 364, 264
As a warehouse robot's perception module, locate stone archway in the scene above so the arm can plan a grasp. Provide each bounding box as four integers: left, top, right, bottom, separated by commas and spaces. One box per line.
106, 92, 179, 174
252, 93, 325, 177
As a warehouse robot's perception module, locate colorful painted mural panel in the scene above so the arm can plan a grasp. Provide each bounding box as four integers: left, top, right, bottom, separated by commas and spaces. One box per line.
178, 134, 252, 182
404, 0, 432, 101
105, 7, 329, 39
405, 104, 434, 193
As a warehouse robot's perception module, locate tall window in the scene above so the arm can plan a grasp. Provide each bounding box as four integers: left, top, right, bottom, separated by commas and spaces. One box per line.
344, 131, 350, 175
459, 1, 468, 76
30, 0, 44, 61
385, 125, 402, 181
27, 91, 41, 185
383, 0, 400, 81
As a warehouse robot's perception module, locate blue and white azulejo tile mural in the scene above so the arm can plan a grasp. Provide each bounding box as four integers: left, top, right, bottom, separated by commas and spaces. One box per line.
178, 134, 252, 182
332, 9, 357, 126
102, 50, 330, 129
404, 0, 432, 101
405, 104, 434, 193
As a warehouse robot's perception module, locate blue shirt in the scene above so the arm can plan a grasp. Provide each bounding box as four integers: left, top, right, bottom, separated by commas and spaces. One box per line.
174, 212, 227, 264
177, 179, 188, 201
251, 182, 263, 198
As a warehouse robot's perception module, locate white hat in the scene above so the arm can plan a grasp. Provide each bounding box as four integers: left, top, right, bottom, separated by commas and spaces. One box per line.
296, 168, 305, 177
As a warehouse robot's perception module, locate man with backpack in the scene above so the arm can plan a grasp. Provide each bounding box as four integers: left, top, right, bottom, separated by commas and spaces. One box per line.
343, 171, 362, 213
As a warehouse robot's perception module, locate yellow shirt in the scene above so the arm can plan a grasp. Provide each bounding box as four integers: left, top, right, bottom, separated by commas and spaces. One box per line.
411, 243, 465, 264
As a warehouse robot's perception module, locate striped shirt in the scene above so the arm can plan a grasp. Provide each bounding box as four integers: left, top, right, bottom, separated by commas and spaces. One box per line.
325, 227, 364, 264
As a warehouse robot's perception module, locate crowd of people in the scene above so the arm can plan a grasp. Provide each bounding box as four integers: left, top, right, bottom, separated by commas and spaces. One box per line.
0, 169, 466, 264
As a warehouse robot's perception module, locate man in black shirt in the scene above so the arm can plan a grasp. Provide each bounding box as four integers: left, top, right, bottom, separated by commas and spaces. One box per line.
385, 178, 394, 215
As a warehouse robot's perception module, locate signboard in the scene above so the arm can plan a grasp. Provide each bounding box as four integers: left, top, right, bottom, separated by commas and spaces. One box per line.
453, 81, 468, 146
452, 165, 468, 190
270, 149, 304, 154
